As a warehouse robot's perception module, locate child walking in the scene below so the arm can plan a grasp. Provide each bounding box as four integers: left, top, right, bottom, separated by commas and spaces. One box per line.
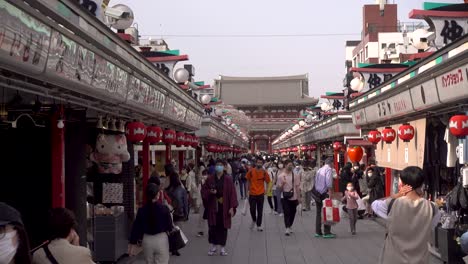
342, 182, 359, 235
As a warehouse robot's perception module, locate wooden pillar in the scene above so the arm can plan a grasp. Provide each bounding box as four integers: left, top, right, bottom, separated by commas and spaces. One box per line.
51, 110, 65, 208
142, 138, 150, 200
165, 144, 172, 164
385, 167, 392, 196
178, 150, 184, 172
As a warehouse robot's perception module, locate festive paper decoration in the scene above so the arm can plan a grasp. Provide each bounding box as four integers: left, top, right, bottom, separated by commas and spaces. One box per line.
398, 123, 415, 142
367, 130, 381, 144
333, 141, 343, 151
126, 122, 146, 142
162, 129, 176, 145
382, 127, 396, 144
449, 115, 468, 138
146, 126, 163, 144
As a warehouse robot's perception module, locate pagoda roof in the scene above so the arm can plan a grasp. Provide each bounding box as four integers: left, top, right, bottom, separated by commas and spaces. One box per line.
218, 74, 308, 82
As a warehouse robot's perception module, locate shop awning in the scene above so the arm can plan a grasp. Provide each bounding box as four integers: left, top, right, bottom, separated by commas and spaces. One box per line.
347, 139, 373, 147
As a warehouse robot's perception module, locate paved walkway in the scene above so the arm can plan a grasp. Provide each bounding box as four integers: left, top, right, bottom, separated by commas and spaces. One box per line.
121, 203, 443, 264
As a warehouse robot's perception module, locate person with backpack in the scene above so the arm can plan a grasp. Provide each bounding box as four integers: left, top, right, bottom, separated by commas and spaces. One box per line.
246, 158, 271, 231
372, 166, 440, 264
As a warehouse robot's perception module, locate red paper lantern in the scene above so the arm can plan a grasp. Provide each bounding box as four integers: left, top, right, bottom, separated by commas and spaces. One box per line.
184, 134, 193, 147
300, 145, 308, 151
367, 130, 382, 144
332, 141, 343, 151
216, 145, 223, 153
287, 147, 292, 152
162, 129, 176, 145
309, 144, 317, 151
398, 123, 415, 142
146, 126, 163, 144
191, 136, 199, 147
126, 122, 146, 142
206, 143, 215, 152
382, 127, 396, 144
292, 147, 298, 152
175, 132, 185, 147
449, 115, 468, 138
347, 146, 363, 163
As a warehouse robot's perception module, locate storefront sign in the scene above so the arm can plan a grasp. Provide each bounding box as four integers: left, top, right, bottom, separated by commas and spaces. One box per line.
127, 75, 145, 104
184, 109, 202, 129
357, 72, 395, 93
436, 64, 468, 103
364, 90, 414, 123
352, 108, 367, 126
0, 0, 51, 74
164, 97, 187, 121
410, 79, 440, 111
433, 18, 468, 48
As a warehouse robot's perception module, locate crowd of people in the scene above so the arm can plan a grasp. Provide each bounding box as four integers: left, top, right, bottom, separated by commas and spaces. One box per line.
0, 154, 449, 264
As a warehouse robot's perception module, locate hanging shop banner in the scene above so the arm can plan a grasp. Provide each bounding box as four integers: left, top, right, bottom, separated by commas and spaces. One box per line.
375, 118, 426, 170
436, 63, 468, 104
184, 109, 202, 129
0, 0, 51, 75
47, 30, 79, 81
127, 75, 143, 103
364, 90, 415, 123
145, 85, 165, 115
432, 18, 468, 48
352, 108, 367, 126
164, 97, 187, 121
409, 78, 440, 111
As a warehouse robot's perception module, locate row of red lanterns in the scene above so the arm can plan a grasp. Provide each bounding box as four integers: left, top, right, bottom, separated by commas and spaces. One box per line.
366, 123, 414, 145
206, 143, 244, 153
279, 144, 318, 153
125, 122, 199, 147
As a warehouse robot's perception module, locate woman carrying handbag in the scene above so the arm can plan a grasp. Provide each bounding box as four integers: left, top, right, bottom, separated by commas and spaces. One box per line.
278, 160, 301, 236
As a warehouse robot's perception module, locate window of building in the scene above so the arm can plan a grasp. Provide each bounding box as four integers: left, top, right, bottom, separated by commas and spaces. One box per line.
365, 45, 369, 59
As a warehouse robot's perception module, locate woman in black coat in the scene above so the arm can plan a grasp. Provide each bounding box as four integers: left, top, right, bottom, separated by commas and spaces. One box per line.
367, 167, 385, 216
339, 162, 353, 194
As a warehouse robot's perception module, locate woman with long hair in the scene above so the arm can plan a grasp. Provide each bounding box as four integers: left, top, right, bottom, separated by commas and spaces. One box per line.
165, 172, 188, 256
0, 202, 32, 264
129, 183, 173, 264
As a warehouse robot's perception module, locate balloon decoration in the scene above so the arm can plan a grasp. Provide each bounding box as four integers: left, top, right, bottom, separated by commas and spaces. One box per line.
162, 129, 176, 145
367, 130, 381, 144
347, 146, 364, 163
449, 115, 468, 138
332, 141, 343, 151
146, 126, 163, 144
382, 127, 396, 144
398, 123, 415, 142
126, 122, 146, 142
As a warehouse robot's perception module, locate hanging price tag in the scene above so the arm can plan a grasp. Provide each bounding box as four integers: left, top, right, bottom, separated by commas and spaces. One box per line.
387, 148, 391, 162
151, 150, 156, 165
404, 147, 409, 163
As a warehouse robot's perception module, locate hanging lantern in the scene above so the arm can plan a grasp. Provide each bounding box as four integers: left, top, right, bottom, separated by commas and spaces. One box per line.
206, 143, 217, 152
309, 144, 317, 151
146, 126, 163, 144
126, 122, 146, 142
191, 136, 199, 147
449, 115, 468, 138
162, 129, 176, 145
175, 132, 186, 147
184, 134, 193, 147
332, 141, 343, 151
367, 130, 382, 144
300, 145, 308, 151
216, 145, 223, 153
382, 127, 396, 144
398, 123, 415, 142
347, 146, 364, 163
292, 146, 299, 152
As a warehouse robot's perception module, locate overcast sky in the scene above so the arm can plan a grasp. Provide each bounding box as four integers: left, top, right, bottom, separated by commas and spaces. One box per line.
112, 0, 458, 97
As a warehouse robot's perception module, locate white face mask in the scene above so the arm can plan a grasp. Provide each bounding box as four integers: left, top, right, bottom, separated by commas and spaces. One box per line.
0, 230, 18, 264
346, 186, 353, 191
278, 164, 284, 169
367, 173, 373, 177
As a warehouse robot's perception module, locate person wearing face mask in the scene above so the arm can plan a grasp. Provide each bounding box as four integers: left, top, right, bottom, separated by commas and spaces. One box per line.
278, 160, 301, 236
202, 160, 238, 256
266, 163, 279, 214
371, 166, 440, 264
246, 159, 271, 231
341, 182, 359, 235
33, 208, 95, 264
0, 202, 32, 264
274, 162, 285, 216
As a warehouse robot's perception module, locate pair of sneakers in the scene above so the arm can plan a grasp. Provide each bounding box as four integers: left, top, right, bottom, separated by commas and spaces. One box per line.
250, 221, 264, 231
208, 246, 228, 256
314, 233, 336, 238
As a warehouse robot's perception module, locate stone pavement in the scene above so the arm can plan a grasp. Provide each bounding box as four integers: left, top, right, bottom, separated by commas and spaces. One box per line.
119, 204, 443, 264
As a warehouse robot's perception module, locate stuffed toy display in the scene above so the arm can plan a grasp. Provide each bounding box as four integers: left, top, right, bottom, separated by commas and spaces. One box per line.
91, 133, 131, 174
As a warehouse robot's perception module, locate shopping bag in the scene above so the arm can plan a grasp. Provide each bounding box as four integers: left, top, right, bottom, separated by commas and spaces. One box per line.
167, 226, 188, 252
322, 198, 340, 225
356, 198, 366, 211
241, 199, 248, 216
